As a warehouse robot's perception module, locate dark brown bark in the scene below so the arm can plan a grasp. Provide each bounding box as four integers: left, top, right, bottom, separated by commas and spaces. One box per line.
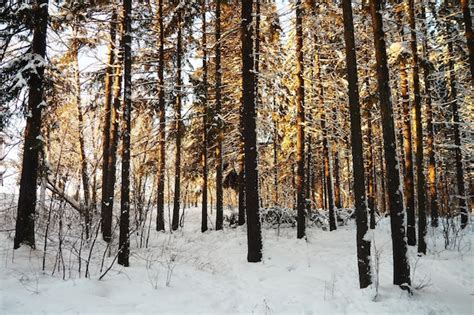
461, 0, 474, 84
242, 0, 262, 262
102, 15, 124, 243
395, 9, 416, 246
295, 0, 306, 239
118, 0, 131, 267
14, 0, 49, 249
215, 0, 224, 231
342, 0, 372, 288
369, 0, 411, 287
156, 0, 166, 232
407, 0, 427, 254
73, 41, 91, 239
313, 25, 336, 230
201, 0, 208, 233
421, 4, 438, 227
172, 8, 183, 231
101, 10, 116, 236
365, 106, 377, 229
446, 0, 467, 228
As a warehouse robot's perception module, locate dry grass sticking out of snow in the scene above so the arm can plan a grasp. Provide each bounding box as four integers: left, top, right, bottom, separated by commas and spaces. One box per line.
0, 204, 473, 314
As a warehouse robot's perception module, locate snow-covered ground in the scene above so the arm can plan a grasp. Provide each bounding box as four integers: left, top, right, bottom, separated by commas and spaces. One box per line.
1, 205, 473, 314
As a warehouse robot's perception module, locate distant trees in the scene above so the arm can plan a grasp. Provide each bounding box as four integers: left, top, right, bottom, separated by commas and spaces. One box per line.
7, 0, 471, 289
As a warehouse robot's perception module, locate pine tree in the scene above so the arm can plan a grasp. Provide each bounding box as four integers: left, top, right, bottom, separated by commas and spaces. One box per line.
118, 0, 132, 267
369, 0, 411, 288
201, 0, 209, 233
156, 0, 166, 232
295, 0, 306, 239
242, 0, 262, 262
14, 0, 49, 249
101, 10, 117, 238
215, 0, 224, 231
342, 0, 372, 288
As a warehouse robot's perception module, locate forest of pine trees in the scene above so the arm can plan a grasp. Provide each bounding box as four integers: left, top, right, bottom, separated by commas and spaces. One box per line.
0, 0, 472, 310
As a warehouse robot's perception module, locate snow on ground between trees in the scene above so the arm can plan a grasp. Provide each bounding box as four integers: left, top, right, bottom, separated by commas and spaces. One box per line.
1, 206, 472, 314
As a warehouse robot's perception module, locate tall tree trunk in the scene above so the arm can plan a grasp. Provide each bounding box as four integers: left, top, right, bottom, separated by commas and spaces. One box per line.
369, 0, 411, 287
102, 15, 124, 243
461, 0, 474, 84
332, 105, 341, 210
446, 0, 467, 228
323, 111, 336, 231
156, 0, 166, 232
215, 0, 224, 231
14, 0, 49, 249
172, 8, 183, 231
242, 0, 262, 262
101, 10, 116, 236
312, 20, 336, 230
421, 4, 439, 227
73, 40, 91, 239
365, 106, 377, 229
201, 0, 208, 233
395, 9, 416, 246
295, 0, 306, 239
342, 0, 372, 288
407, 0, 427, 254
118, 0, 132, 267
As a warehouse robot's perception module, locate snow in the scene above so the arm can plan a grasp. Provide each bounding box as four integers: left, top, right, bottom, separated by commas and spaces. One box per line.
0, 206, 473, 314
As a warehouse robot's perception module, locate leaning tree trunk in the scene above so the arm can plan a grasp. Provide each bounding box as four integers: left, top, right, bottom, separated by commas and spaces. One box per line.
118, 0, 131, 267
201, 0, 209, 233
14, 0, 49, 249
156, 0, 166, 232
295, 0, 306, 239
370, 0, 411, 288
407, 0, 427, 254
101, 10, 117, 236
242, 0, 262, 262
342, 0, 372, 288
215, 0, 224, 231
172, 8, 183, 231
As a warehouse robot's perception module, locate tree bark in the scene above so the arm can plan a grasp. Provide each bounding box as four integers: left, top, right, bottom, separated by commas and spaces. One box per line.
172, 8, 183, 231
420, 4, 439, 227
369, 0, 411, 287
102, 14, 124, 243
101, 10, 116, 237
342, 0, 372, 288
14, 0, 49, 249
242, 0, 262, 262
446, 0, 467, 228
295, 0, 306, 239
215, 0, 223, 231
201, 0, 208, 233
118, 0, 132, 267
156, 0, 166, 232
407, 0, 427, 254
461, 0, 474, 84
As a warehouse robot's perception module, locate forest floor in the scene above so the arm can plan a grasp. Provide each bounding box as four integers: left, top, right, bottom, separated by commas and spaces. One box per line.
0, 201, 473, 314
